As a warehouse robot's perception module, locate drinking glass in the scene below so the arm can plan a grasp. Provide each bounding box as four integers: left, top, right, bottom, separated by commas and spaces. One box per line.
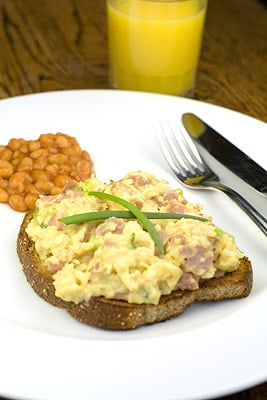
107, 0, 208, 97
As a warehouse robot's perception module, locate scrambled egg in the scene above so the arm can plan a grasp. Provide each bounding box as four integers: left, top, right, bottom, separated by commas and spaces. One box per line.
26, 171, 243, 305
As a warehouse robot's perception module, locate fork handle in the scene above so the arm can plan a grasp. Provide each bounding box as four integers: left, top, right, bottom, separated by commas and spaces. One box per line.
210, 183, 267, 236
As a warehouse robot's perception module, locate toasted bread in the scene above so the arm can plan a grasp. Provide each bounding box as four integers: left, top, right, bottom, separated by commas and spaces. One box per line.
17, 211, 253, 330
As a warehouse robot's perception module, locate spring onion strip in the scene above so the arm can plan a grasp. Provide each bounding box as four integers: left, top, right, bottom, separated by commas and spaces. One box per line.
92, 191, 164, 253
58, 191, 208, 254
59, 210, 208, 225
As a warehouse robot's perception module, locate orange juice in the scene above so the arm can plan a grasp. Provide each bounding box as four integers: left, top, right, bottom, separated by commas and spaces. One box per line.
107, 0, 207, 96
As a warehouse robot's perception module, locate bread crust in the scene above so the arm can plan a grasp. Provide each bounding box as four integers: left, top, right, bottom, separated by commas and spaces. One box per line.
17, 212, 253, 330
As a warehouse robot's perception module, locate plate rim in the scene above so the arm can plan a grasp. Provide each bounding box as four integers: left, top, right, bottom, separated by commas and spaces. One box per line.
0, 89, 266, 400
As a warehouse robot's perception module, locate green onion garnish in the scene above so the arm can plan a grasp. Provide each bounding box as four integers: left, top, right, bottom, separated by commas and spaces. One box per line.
58, 191, 208, 254
90, 191, 165, 254
59, 210, 207, 224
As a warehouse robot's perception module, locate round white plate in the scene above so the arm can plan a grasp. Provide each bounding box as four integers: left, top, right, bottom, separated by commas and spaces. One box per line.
0, 90, 266, 400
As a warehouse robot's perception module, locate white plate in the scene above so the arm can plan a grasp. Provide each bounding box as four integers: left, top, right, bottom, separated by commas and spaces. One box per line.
0, 90, 266, 400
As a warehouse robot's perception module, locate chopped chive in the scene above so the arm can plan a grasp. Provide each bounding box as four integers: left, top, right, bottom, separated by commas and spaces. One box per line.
58, 191, 208, 254
87, 191, 165, 254
59, 210, 208, 225
130, 232, 137, 249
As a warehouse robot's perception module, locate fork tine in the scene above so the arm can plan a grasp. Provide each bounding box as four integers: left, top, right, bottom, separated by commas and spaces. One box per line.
155, 121, 186, 178
179, 124, 207, 174
155, 120, 205, 179
167, 120, 204, 175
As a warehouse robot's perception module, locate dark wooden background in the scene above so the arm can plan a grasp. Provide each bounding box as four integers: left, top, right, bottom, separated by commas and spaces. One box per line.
0, 1, 266, 399
0, 0, 266, 122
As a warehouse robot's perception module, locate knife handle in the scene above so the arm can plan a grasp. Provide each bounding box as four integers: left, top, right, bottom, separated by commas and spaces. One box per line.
213, 183, 267, 236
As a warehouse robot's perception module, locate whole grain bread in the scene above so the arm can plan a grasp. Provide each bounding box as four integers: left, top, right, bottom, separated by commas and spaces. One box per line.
17, 211, 253, 330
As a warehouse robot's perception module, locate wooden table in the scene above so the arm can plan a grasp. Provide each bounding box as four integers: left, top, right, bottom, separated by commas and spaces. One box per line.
0, 1, 266, 399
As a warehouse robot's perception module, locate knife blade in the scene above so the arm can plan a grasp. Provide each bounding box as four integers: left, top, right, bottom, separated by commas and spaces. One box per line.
182, 113, 267, 194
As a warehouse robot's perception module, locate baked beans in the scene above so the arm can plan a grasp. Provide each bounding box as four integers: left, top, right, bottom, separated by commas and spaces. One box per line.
0, 133, 93, 212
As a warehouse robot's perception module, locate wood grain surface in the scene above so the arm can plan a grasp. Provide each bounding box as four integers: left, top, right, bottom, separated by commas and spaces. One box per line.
0, 0, 266, 399
196, 0, 267, 122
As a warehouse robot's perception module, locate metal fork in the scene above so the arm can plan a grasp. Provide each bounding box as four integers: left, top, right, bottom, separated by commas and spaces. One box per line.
155, 120, 267, 236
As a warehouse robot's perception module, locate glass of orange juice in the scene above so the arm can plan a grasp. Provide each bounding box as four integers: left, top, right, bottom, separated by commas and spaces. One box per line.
107, 0, 208, 97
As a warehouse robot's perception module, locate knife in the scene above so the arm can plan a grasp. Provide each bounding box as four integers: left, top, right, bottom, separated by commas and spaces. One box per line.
182, 113, 267, 194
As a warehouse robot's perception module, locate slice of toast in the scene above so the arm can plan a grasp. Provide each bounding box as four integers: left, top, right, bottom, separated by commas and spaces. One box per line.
17, 211, 253, 330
